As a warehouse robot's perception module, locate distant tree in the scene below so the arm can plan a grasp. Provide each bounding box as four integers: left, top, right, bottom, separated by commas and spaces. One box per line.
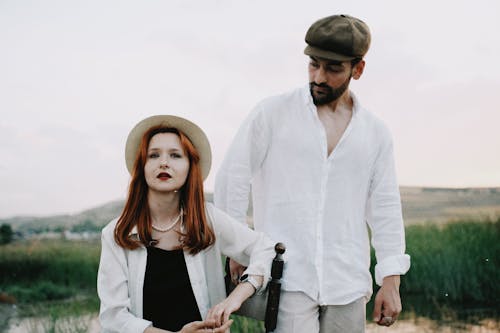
53, 225, 65, 233
0, 223, 13, 245
71, 219, 100, 233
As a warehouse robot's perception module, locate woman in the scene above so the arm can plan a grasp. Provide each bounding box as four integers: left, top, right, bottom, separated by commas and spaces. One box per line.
98, 115, 275, 333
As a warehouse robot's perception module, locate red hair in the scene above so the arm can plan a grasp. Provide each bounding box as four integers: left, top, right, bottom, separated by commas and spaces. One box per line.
114, 126, 215, 254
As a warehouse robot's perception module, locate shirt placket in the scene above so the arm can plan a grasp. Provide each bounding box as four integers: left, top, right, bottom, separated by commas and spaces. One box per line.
315, 158, 329, 303
311, 105, 329, 303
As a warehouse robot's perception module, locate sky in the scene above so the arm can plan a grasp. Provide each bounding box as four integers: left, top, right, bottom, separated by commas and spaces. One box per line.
1, 0, 499, 218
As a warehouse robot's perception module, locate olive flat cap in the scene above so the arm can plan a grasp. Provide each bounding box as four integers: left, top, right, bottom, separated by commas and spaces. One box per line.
304, 14, 371, 61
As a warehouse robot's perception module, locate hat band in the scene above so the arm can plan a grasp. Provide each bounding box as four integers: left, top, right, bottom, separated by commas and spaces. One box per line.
304, 45, 357, 62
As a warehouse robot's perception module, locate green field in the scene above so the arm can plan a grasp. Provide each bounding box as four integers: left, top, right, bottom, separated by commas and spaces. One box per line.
1, 219, 499, 332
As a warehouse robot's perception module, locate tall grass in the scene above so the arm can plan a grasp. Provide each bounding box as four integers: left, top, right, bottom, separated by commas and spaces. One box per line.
399, 218, 499, 304
0, 239, 100, 303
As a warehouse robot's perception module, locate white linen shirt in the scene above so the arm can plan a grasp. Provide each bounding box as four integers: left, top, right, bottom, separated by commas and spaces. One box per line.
97, 203, 275, 333
214, 86, 410, 305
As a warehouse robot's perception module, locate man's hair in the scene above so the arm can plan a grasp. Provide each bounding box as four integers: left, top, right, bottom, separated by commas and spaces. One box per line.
351, 57, 362, 67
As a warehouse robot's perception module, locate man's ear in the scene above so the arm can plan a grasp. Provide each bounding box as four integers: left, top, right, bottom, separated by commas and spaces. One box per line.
352, 60, 365, 80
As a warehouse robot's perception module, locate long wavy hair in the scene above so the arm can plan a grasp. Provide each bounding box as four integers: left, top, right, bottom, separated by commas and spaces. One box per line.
114, 125, 215, 254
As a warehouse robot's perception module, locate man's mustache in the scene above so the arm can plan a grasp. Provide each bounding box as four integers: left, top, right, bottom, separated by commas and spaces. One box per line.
310, 82, 332, 90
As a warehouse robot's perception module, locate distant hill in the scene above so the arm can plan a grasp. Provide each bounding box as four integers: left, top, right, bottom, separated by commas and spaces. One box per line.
0, 200, 125, 232
1, 187, 499, 231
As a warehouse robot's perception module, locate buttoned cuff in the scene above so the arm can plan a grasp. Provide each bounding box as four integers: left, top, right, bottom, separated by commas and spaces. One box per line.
374, 254, 411, 286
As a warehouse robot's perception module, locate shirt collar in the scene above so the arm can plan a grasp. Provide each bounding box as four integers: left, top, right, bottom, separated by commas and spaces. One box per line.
351, 91, 362, 117
302, 84, 313, 106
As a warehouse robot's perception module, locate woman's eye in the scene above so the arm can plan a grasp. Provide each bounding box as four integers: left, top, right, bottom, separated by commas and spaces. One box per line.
148, 153, 159, 158
170, 153, 182, 158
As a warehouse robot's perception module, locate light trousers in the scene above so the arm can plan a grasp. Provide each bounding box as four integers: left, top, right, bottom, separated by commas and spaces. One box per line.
274, 291, 366, 333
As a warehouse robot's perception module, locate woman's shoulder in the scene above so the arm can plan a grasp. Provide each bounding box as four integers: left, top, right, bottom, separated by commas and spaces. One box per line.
101, 217, 119, 238
204, 202, 217, 226
204, 201, 215, 213
204, 202, 230, 224
204, 202, 249, 235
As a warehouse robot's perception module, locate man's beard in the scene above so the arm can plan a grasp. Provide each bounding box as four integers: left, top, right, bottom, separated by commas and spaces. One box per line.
309, 76, 351, 106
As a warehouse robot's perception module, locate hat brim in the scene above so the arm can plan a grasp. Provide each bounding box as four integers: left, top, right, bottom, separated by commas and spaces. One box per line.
304, 45, 356, 62
125, 115, 212, 180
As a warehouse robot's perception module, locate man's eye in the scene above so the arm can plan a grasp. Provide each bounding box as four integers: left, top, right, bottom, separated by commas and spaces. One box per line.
310, 62, 319, 68
327, 66, 343, 72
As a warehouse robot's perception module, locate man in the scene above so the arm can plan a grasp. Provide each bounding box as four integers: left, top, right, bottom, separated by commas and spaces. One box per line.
214, 14, 410, 333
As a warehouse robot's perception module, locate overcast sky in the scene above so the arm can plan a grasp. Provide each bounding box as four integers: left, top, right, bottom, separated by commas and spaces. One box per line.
1, 0, 499, 218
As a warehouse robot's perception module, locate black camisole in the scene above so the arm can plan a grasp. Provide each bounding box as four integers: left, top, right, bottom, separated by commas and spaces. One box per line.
143, 246, 201, 331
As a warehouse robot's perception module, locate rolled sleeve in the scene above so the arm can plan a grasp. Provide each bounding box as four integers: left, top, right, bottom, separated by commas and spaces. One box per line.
374, 254, 411, 286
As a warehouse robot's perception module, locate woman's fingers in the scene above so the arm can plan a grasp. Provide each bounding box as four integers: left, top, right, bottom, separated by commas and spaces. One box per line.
180, 320, 210, 333
189, 318, 233, 333
214, 319, 233, 332
206, 305, 225, 327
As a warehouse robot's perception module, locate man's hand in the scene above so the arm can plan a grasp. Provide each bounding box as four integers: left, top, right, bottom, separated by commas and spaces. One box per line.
372, 275, 402, 327
229, 258, 247, 285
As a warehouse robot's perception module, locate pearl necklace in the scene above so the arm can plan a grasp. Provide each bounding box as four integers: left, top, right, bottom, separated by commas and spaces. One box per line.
151, 208, 184, 233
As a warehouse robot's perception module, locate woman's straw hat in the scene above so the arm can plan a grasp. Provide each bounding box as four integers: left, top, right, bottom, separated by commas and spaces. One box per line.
125, 115, 212, 180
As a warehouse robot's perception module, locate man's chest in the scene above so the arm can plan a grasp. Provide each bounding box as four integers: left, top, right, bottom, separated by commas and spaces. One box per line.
317, 109, 352, 156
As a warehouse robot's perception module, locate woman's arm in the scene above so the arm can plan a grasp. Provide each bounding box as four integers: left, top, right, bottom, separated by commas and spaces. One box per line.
208, 203, 275, 292
204, 203, 275, 327
205, 280, 261, 327
97, 222, 152, 333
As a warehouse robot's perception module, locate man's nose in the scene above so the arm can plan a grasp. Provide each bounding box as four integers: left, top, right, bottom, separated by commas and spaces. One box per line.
314, 67, 327, 84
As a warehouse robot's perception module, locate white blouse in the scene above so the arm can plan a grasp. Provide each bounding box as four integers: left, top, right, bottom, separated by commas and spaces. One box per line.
97, 203, 275, 333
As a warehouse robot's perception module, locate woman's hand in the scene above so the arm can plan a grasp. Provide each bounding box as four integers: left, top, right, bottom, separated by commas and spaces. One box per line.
178, 319, 233, 333
144, 319, 233, 333
206, 280, 258, 327
206, 296, 242, 328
